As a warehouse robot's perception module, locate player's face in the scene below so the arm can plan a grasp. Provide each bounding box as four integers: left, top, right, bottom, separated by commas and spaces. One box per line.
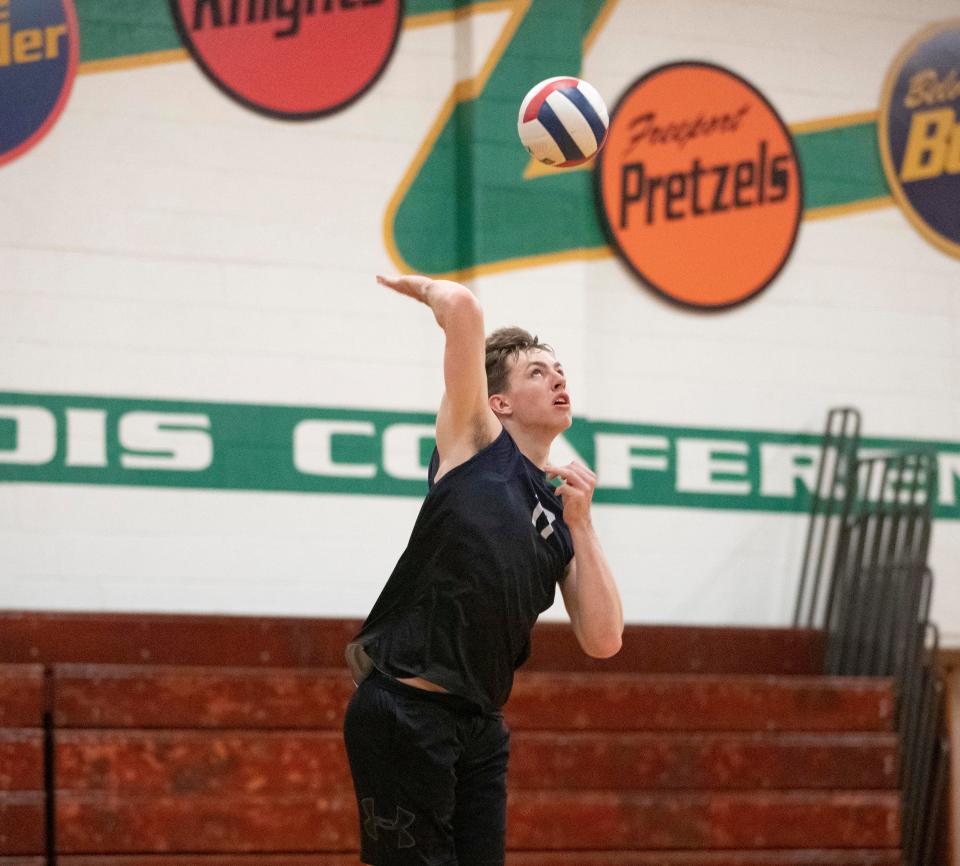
503, 348, 572, 432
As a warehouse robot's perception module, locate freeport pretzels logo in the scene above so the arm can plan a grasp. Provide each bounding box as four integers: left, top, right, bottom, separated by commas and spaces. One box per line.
878, 19, 960, 259
595, 62, 802, 310
170, 0, 402, 119
0, 0, 78, 168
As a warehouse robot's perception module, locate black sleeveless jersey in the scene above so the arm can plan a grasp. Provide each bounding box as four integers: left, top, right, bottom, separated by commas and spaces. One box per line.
346, 427, 574, 713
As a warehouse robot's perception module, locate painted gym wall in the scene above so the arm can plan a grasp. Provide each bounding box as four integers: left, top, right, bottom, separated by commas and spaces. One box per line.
2, 1, 960, 643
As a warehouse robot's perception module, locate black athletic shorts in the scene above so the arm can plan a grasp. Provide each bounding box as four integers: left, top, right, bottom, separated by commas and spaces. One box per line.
343, 669, 510, 866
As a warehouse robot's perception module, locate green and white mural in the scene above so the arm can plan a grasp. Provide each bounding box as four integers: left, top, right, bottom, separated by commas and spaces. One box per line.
2, 0, 959, 640
2, 392, 960, 514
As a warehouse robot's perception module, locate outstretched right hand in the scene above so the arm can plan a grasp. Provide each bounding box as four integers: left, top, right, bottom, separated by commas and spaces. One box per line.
377, 274, 433, 306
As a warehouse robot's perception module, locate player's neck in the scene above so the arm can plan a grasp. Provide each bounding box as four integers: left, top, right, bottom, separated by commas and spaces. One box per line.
502, 423, 553, 469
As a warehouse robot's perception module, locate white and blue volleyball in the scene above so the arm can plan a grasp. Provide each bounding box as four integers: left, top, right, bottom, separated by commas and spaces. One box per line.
517, 76, 609, 167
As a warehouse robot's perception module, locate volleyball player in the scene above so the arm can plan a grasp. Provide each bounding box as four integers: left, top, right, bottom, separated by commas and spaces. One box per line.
344, 274, 623, 866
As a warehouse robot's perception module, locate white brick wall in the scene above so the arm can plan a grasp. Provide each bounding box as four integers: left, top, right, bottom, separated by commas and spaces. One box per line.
1, 2, 958, 643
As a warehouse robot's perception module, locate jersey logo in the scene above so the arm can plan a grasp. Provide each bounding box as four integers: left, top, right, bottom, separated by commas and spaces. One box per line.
532, 496, 556, 540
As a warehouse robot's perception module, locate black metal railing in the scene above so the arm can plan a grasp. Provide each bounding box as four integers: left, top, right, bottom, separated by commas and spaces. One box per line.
793, 407, 861, 629
900, 622, 947, 862
796, 411, 948, 865
825, 450, 935, 675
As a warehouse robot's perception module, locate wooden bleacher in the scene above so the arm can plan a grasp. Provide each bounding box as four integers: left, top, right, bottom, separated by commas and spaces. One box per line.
0, 612, 903, 865
0, 663, 46, 866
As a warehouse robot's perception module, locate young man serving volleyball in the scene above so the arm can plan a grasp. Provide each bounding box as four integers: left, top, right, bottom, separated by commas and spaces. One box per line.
343, 274, 623, 866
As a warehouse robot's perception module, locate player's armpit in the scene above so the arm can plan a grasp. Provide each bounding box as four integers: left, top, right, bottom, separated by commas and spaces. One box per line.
435, 393, 501, 472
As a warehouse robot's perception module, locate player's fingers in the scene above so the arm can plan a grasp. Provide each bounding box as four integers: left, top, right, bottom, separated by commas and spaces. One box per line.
557, 462, 591, 487
544, 463, 573, 483
378, 274, 421, 292
378, 276, 414, 298
385, 275, 433, 304
570, 460, 597, 481
562, 461, 597, 487
554, 473, 582, 491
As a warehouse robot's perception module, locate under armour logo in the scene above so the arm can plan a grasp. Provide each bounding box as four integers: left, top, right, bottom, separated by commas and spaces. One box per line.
532, 497, 556, 539
361, 797, 416, 848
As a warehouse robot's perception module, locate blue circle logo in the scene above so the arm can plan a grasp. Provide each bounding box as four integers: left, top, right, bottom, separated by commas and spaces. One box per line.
0, 0, 78, 168
879, 19, 960, 258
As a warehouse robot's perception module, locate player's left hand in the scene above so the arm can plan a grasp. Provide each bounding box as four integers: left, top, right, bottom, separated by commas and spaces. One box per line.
544, 461, 596, 527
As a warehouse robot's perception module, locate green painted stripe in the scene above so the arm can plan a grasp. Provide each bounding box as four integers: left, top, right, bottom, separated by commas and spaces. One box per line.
77, 0, 182, 62
1, 392, 957, 520
794, 121, 889, 210
406, 0, 474, 13
393, 0, 607, 273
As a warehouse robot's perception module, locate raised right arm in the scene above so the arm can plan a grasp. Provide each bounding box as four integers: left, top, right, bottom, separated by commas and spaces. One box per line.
377, 275, 501, 472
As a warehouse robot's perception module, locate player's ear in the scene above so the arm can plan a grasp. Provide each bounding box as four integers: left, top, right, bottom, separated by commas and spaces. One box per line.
489, 393, 512, 417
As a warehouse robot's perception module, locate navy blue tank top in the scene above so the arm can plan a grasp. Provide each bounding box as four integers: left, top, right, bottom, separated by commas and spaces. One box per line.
346, 427, 573, 713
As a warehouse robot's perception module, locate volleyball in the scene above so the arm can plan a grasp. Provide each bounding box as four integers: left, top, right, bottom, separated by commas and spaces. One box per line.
517, 76, 609, 167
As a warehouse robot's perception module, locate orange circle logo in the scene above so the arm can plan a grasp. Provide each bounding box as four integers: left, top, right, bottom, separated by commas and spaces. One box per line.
595, 62, 803, 310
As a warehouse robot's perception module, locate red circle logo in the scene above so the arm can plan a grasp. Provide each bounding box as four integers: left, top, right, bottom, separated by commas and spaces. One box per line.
170, 0, 403, 120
